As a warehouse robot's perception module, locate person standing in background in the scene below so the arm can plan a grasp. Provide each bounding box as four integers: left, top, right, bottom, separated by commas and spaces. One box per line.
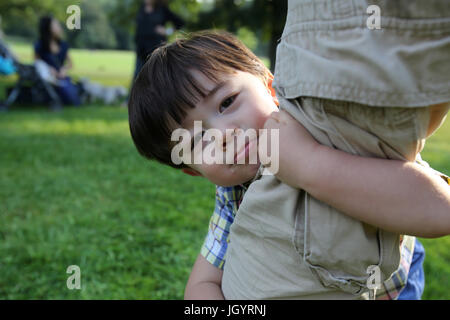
133, 0, 185, 80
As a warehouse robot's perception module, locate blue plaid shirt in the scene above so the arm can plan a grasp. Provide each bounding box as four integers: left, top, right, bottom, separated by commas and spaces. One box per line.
200, 185, 245, 269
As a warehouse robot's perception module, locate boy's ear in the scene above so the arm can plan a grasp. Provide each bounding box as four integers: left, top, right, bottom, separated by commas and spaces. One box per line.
182, 168, 203, 177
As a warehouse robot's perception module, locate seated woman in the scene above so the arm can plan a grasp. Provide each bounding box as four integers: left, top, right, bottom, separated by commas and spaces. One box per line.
34, 15, 81, 106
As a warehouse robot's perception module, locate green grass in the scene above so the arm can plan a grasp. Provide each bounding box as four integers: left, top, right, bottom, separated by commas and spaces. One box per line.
417, 122, 450, 300
0, 106, 216, 299
0, 41, 449, 299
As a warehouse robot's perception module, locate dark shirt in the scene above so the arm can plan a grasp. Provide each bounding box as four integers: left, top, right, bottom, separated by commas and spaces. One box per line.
134, 5, 184, 60
34, 40, 69, 72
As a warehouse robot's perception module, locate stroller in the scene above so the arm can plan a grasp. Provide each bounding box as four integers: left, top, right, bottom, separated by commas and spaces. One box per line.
0, 40, 62, 111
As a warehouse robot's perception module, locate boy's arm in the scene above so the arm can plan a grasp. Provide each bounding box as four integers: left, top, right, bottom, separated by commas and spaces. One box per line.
184, 185, 241, 299
262, 110, 450, 238
184, 254, 224, 300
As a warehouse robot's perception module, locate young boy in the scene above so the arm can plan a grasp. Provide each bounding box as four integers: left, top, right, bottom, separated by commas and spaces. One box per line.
128, 31, 450, 299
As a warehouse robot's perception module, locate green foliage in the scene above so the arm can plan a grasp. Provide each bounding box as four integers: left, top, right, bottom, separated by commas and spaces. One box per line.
236, 27, 257, 51
66, 1, 117, 50
420, 237, 450, 299
191, 0, 287, 70
0, 0, 80, 39
0, 0, 121, 49
105, 0, 201, 46
1, 0, 284, 66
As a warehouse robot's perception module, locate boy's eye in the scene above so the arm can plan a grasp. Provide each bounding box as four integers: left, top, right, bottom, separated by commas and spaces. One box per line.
219, 95, 237, 113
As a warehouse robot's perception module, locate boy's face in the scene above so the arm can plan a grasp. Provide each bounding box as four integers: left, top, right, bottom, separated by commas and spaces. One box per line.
178, 69, 279, 186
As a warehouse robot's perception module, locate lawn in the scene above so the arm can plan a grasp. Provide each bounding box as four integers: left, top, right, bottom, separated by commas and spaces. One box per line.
0, 106, 216, 299
0, 41, 449, 299
3, 38, 135, 88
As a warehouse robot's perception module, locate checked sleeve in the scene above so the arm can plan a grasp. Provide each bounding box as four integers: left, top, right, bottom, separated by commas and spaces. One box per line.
200, 185, 244, 269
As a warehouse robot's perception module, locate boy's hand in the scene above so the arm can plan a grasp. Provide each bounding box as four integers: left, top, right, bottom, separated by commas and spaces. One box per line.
260, 110, 318, 189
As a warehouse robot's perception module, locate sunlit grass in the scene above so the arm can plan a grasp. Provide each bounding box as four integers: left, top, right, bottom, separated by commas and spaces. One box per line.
0, 106, 215, 299
6, 39, 134, 88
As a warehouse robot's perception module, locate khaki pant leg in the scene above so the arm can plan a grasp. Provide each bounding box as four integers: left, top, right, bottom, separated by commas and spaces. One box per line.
223, 96, 430, 299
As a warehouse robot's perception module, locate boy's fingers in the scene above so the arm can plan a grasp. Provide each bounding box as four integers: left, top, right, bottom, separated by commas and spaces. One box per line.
264, 111, 287, 129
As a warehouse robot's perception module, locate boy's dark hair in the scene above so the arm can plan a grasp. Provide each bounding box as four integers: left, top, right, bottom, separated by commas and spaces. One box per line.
128, 30, 271, 169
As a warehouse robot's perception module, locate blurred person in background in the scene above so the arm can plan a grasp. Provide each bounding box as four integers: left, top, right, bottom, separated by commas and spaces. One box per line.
34, 15, 81, 106
132, 0, 185, 80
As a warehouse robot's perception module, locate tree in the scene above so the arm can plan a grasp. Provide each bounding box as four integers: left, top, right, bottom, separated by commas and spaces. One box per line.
0, 0, 287, 59
251, 0, 288, 71
0, 0, 79, 40
106, 0, 287, 69
66, 1, 117, 50
192, 0, 287, 71
107, 0, 201, 51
